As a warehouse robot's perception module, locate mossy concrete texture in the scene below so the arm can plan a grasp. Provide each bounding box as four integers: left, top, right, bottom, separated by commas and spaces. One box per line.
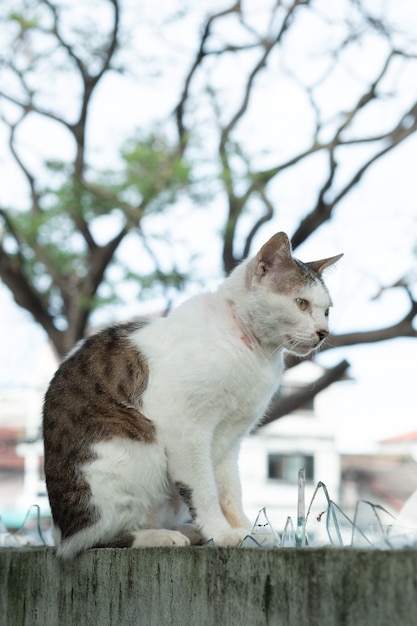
1, 547, 417, 626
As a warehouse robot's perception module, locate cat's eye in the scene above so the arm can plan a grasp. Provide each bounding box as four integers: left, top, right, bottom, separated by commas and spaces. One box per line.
295, 298, 308, 311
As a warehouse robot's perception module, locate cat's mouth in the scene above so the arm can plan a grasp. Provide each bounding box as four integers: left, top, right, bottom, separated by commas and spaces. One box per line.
284, 336, 321, 357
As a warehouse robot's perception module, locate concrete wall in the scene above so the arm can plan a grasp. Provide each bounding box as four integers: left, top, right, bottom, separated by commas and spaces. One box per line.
1, 547, 417, 626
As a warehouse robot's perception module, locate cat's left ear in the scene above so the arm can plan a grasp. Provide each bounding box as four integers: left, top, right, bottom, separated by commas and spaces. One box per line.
306, 253, 344, 275
255, 232, 293, 275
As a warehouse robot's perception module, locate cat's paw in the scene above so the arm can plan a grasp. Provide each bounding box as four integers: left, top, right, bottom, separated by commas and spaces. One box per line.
211, 527, 251, 547
173, 523, 205, 545
131, 528, 190, 548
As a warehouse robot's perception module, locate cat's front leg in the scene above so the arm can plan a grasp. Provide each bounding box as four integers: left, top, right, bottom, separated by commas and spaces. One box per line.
166, 439, 248, 546
215, 442, 252, 531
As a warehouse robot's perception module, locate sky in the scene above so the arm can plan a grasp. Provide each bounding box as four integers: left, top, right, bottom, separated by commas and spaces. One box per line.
0, 0, 417, 453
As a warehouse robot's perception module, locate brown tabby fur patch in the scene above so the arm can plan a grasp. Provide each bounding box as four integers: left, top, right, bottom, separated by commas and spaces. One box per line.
43, 320, 154, 541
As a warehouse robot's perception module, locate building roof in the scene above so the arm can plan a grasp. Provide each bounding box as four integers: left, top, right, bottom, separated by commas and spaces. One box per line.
341, 454, 417, 512
380, 431, 417, 443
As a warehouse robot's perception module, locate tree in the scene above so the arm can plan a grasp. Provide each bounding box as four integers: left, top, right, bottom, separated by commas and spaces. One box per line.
1, 0, 416, 419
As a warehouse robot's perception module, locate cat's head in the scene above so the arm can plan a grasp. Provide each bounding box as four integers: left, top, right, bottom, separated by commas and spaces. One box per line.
246, 232, 343, 356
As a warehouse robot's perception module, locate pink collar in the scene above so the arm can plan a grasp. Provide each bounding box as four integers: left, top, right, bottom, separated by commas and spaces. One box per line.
230, 302, 258, 351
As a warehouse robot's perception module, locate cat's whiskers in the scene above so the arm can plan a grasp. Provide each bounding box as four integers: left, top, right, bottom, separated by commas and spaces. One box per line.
269, 341, 287, 358
321, 336, 334, 349
284, 334, 322, 357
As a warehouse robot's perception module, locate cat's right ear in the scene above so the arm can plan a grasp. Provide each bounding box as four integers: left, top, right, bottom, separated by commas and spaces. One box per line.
255, 232, 293, 276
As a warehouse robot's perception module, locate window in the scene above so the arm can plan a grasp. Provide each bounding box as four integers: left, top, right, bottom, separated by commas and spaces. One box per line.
268, 453, 314, 483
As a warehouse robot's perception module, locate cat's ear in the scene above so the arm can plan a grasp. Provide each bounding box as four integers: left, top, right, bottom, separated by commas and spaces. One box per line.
255, 232, 293, 275
306, 253, 344, 275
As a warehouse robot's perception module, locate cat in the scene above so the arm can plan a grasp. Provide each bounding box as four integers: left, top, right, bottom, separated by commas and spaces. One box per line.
42, 231, 342, 558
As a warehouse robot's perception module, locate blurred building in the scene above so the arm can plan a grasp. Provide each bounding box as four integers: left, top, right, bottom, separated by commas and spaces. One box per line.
0, 335, 57, 528
340, 432, 417, 517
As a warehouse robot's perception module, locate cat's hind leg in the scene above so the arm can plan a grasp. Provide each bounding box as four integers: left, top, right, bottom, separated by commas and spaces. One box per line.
91, 528, 191, 550
130, 528, 190, 547
56, 527, 190, 557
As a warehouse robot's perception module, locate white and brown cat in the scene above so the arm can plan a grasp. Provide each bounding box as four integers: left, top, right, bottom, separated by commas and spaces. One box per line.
43, 232, 342, 558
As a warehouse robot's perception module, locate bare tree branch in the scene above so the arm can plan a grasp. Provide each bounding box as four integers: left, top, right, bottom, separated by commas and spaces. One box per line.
174, 1, 242, 151
220, 0, 300, 144
38, 0, 120, 179
242, 188, 274, 259
0, 243, 63, 350
5, 114, 41, 214
326, 318, 417, 350
291, 102, 417, 248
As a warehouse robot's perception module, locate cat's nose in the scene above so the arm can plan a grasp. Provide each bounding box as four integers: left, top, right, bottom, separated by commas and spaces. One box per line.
316, 329, 328, 342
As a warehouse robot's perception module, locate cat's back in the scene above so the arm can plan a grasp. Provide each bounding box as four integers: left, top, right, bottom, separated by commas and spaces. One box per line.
43, 319, 154, 444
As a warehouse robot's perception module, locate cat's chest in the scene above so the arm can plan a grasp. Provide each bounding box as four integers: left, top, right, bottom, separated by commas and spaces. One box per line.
137, 327, 282, 428
204, 351, 278, 416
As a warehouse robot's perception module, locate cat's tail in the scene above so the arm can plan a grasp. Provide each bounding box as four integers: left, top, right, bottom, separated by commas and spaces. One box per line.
52, 524, 132, 559
52, 525, 86, 560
